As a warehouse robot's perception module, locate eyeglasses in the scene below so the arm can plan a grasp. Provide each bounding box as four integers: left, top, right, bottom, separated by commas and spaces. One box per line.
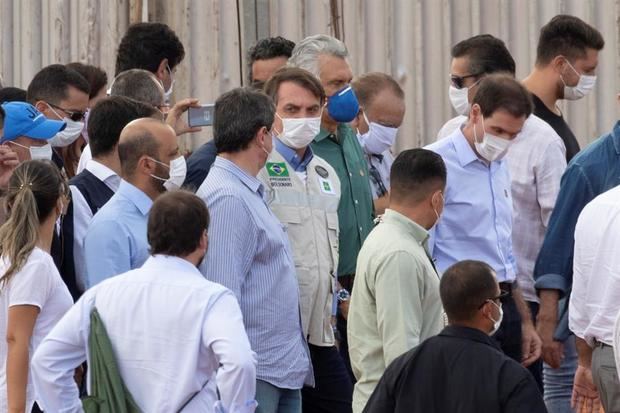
450, 73, 482, 89
47, 102, 86, 122
477, 290, 509, 309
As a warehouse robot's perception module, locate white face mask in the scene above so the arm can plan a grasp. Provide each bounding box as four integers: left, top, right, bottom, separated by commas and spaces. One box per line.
449, 85, 470, 116
488, 301, 504, 336
275, 113, 321, 149
47, 106, 85, 147
8, 140, 53, 161
561, 60, 597, 101
162, 64, 175, 104
150, 155, 187, 191
357, 112, 398, 155
473, 115, 511, 162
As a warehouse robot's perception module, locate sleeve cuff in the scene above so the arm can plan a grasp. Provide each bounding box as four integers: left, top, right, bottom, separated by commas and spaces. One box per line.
215, 400, 258, 413
535, 273, 570, 298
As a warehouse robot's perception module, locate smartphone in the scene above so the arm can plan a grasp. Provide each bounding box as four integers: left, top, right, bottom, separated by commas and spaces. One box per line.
188, 104, 215, 127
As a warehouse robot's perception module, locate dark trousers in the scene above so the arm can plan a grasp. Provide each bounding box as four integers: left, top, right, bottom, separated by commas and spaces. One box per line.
302, 344, 353, 413
527, 301, 544, 393
338, 274, 356, 383
493, 291, 523, 362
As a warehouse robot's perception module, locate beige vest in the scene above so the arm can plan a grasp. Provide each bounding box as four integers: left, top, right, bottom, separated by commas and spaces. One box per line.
258, 150, 341, 346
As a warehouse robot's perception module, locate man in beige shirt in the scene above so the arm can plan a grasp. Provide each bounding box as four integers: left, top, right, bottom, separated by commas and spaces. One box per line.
348, 148, 446, 413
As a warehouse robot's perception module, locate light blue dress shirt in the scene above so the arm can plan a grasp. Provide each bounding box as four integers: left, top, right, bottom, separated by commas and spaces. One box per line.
84, 180, 153, 288
425, 128, 516, 282
196, 156, 311, 389
274, 138, 314, 172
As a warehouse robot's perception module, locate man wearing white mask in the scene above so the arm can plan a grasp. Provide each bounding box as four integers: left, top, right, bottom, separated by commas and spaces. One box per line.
426, 74, 542, 376
351, 73, 405, 215
26, 64, 89, 169
259, 67, 352, 413
115, 22, 185, 104
84, 118, 186, 288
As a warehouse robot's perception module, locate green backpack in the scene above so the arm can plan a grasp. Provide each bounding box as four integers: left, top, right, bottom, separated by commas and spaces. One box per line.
81, 308, 141, 413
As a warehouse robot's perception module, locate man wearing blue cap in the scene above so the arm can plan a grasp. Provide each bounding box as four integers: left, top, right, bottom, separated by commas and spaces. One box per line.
1, 101, 66, 163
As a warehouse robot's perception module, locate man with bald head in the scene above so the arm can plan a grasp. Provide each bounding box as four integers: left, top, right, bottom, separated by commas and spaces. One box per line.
84, 117, 186, 287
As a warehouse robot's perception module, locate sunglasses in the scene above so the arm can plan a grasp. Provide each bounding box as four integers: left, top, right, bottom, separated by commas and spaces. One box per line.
478, 290, 509, 309
48, 102, 86, 122
450, 73, 482, 89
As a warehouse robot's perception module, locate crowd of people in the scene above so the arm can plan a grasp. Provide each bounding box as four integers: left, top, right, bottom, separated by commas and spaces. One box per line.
0, 12, 617, 413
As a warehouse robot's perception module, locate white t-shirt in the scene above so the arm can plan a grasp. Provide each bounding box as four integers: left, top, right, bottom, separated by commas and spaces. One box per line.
0, 247, 73, 411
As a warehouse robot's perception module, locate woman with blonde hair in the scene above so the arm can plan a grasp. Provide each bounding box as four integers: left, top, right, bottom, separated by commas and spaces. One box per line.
0, 160, 73, 412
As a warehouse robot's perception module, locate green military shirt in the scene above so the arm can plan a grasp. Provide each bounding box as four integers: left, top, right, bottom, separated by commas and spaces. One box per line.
311, 124, 374, 276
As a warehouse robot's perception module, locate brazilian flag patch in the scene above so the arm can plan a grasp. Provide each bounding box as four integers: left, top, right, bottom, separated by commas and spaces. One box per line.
266, 162, 289, 177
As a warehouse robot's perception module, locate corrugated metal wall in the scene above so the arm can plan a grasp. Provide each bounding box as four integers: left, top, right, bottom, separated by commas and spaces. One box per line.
2, 0, 619, 152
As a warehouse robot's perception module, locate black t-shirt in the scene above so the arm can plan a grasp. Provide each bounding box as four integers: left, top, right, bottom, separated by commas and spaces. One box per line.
532, 94, 580, 162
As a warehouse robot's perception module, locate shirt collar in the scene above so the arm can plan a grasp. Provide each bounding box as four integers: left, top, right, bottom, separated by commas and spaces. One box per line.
213, 156, 264, 196
314, 123, 353, 143
382, 209, 429, 245
439, 325, 500, 350
117, 180, 153, 216
141, 254, 203, 278
274, 138, 314, 172
450, 128, 480, 167
611, 120, 620, 155
86, 159, 120, 191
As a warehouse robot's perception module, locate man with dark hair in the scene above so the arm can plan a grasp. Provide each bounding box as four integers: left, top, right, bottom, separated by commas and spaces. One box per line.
60, 97, 160, 299
289, 35, 375, 380
84, 117, 186, 287
27, 64, 90, 151
248, 36, 295, 84
438, 34, 516, 138
363, 260, 546, 413
426, 74, 542, 375
526, 15, 605, 413
197, 87, 310, 413
32, 190, 258, 412
0, 87, 27, 103
115, 22, 185, 103
523, 15, 604, 161
348, 148, 446, 412
437, 34, 567, 392
351, 72, 405, 214
257, 67, 351, 412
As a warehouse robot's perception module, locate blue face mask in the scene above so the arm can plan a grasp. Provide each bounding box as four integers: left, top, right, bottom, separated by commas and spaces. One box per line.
327, 85, 360, 123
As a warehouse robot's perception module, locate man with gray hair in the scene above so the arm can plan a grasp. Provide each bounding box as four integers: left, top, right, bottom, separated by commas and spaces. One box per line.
289, 35, 374, 381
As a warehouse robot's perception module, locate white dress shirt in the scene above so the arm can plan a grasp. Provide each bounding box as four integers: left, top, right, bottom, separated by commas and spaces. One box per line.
31, 255, 258, 413
70, 159, 120, 292
570, 185, 620, 346
436, 115, 567, 302
76, 144, 92, 175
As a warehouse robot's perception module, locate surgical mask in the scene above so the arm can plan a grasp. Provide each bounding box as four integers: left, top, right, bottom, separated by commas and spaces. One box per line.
327, 85, 359, 123
561, 60, 597, 101
163, 64, 175, 103
149, 155, 187, 191
47, 106, 84, 147
488, 301, 504, 336
449, 85, 470, 116
357, 112, 398, 155
8, 140, 53, 161
473, 116, 511, 162
275, 113, 321, 149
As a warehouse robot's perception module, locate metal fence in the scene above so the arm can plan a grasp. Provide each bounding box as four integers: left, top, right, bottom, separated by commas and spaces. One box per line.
1, 0, 619, 152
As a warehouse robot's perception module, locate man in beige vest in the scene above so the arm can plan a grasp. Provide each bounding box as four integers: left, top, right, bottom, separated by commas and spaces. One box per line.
259, 67, 353, 412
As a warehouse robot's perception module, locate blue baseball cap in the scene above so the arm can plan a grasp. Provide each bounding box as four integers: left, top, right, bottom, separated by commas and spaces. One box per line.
1, 101, 66, 142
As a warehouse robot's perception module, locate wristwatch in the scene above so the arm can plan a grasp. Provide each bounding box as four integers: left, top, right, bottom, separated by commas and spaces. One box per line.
336, 288, 350, 303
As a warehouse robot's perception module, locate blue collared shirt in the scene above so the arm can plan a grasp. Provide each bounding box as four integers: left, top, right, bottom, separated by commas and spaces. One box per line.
425, 128, 516, 282
196, 156, 311, 389
535, 121, 620, 340
274, 138, 314, 172
83, 180, 152, 288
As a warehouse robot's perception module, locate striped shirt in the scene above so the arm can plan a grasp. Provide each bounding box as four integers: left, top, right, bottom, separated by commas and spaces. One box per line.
197, 156, 311, 389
